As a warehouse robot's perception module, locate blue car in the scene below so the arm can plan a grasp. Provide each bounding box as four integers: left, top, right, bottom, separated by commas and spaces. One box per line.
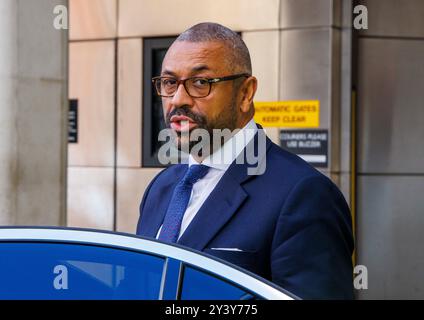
0, 227, 296, 300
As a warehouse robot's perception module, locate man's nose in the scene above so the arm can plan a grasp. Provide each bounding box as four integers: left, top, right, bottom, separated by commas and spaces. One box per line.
171, 82, 194, 108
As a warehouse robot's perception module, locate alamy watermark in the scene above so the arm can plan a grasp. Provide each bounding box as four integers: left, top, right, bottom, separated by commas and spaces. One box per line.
53, 265, 68, 290
354, 265, 368, 290
353, 5, 368, 30
51, 263, 368, 292
53, 4, 368, 31
53, 5, 68, 30
156, 124, 267, 176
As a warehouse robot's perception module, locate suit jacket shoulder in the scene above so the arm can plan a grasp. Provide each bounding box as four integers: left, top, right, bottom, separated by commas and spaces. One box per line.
136, 164, 187, 235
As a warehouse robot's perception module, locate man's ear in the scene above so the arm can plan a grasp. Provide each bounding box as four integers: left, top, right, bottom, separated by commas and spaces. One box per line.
239, 76, 258, 114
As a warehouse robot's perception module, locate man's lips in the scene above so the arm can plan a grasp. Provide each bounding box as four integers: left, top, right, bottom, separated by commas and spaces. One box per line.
170, 115, 198, 131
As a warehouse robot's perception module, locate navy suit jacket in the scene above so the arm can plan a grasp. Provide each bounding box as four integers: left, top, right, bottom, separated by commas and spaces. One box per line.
136, 132, 354, 299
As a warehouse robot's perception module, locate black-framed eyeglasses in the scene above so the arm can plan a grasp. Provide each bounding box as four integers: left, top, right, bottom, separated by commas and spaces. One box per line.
152, 73, 251, 98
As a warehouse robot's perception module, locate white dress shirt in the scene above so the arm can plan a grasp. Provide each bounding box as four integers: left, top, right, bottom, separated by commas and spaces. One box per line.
156, 118, 258, 240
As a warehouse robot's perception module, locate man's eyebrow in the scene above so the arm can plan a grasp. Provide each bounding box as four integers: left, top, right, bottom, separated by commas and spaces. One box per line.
161, 70, 177, 77
161, 65, 211, 77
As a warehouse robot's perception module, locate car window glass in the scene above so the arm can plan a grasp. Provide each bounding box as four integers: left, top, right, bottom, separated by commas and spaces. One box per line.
180, 265, 258, 300
0, 242, 164, 299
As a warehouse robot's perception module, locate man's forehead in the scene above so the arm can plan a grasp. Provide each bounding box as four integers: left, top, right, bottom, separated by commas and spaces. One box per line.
167, 40, 226, 55
162, 41, 230, 74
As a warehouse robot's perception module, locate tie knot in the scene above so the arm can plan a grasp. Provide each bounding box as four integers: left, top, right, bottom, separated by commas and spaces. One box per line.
183, 164, 210, 184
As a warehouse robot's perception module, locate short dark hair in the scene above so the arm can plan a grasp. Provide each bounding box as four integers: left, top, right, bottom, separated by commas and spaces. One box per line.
175, 22, 252, 75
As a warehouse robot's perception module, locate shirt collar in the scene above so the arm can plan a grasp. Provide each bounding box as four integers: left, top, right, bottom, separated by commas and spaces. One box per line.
189, 118, 258, 171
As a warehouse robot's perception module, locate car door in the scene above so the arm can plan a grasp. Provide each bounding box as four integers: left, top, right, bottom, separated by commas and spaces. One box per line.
0, 227, 296, 300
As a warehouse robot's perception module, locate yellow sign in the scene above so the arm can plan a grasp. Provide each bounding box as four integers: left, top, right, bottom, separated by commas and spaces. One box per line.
254, 100, 320, 128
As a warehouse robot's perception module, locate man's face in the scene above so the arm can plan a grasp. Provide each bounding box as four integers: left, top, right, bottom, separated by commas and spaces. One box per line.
160, 41, 241, 152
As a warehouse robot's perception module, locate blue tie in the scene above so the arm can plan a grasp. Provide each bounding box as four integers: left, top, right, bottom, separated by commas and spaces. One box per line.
158, 164, 210, 243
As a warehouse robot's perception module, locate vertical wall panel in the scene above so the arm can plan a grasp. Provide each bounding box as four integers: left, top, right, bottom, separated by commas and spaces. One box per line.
0, 0, 68, 226
70, 0, 117, 40
243, 30, 280, 143
357, 176, 424, 299
118, 0, 280, 37
360, 0, 424, 38
68, 41, 115, 167
117, 168, 162, 233
67, 167, 114, 230
357, 38, 424, 174
280, 0, 341, 28
356, 0, 424, 299
117, 39, 142, 167
280, 29, 335, 129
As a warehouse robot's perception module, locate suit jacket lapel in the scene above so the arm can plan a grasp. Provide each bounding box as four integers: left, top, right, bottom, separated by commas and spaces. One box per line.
176, 167, 248, 251
138, 165, 187, 238
177, 130, 272, 251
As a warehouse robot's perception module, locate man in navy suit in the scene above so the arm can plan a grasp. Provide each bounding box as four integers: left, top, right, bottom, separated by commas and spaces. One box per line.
137, 22, 354, 299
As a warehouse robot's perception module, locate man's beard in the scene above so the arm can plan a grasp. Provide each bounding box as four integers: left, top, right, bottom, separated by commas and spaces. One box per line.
164, 99, 238, 157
